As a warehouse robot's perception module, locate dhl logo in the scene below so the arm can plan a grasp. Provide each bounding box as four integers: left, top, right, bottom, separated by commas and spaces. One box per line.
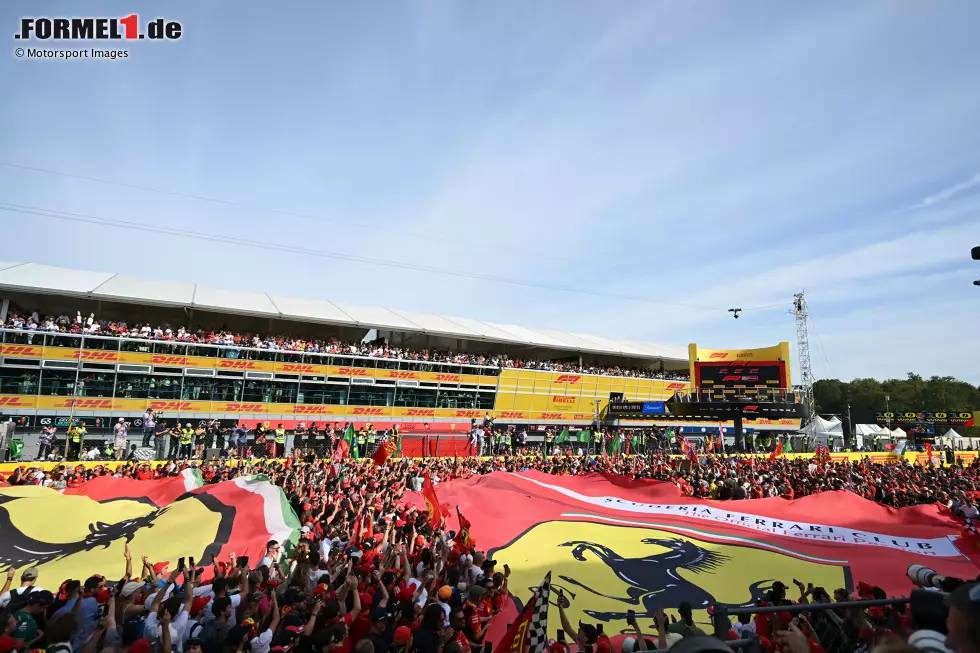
666, 383, 687, 390
220, 403, 266, 412
708, 353, 729, 359
433, 374, 461, 382
292, 406, 327, 414
352, 407, 384, 416
454, 410, 481, 418
551, 396, 577, 405
405, 409, 436, 417
62, 399, 114, 409
541, 412, 564, 420
386, 371, 418, 379
497, 411, 525, 419
219, 360, 258, 370
0, 397, 29, 407
0, 345, 41, 357
280, 364, 315, 373
338, 368, 369, 376
554, 375, 581, 384
150, 355, 190, 365
80, 351, 120, 361
149, 401, 193, 411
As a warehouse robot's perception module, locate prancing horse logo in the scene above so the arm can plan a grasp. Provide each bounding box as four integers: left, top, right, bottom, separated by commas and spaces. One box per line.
557, 538, 775, 621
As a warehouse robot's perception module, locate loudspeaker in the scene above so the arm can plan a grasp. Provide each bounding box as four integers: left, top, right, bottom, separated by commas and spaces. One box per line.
972, 245, 980, 260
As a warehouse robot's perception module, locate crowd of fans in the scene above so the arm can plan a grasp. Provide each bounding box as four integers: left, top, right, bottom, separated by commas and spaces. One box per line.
1, 311, 687, 380
0, 454, 978, 653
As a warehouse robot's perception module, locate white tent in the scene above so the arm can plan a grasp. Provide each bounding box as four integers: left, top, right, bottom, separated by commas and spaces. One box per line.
813, 416, 843, 434
855, 424, 891, 438
890, 427, 907, 439
942, 428, 961, 440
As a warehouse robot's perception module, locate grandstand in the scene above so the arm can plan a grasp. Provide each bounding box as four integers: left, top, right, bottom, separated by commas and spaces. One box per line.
0, 261, 792, 433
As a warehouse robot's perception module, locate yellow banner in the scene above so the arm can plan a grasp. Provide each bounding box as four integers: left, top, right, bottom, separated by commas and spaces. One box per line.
688, 342, 792, 387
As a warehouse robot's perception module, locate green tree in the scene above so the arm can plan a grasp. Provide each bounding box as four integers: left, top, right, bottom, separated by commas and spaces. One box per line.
812, 374, 980, 437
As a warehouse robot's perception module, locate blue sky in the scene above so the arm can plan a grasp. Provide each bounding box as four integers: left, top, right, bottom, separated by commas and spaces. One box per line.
1, 1, 979, 384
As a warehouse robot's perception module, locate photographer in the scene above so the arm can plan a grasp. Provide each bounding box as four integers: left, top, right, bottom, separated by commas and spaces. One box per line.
944, 583, 980, 653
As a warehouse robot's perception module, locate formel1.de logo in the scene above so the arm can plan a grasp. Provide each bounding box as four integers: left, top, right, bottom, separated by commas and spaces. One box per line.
15, 16, 182, 41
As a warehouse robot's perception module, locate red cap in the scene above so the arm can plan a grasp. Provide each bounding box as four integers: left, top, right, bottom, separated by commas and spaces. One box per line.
152, 561, 169, 575
96, 588, 111, 604
192, 597, 210, 615
359, 592, 374, 608
129, 639, 151, 653
394, 626, 412, 645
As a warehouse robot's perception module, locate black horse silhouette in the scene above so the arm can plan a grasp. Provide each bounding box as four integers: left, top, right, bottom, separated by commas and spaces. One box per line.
558, 537, 774, 622
0, 492, 235, 571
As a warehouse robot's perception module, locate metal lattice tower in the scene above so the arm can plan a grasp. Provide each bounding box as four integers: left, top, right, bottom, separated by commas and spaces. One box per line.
791, 292, 816, 435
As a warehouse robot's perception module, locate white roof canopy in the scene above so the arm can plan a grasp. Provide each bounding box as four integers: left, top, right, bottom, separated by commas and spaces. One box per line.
0, 262, 688, 362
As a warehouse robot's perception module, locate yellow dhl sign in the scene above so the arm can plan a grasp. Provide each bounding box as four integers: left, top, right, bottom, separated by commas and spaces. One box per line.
0, 395, 800, 425
495, 370, 688, 399
1, 346, 496, 385
0, 395, 594, 421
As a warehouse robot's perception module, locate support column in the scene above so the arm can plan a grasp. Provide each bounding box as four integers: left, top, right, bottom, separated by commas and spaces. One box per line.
0, 298, 8, 324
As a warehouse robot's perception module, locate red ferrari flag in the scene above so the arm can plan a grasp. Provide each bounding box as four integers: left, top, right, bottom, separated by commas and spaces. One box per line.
497, 571, 551, 653
420, 471, 978, 647
680, 438, 698, 465
372, 439, 398, 466
769, 439, 784, 462
0, 470, 299, 582
455, 506, 473, 551
422, 473, 443, 528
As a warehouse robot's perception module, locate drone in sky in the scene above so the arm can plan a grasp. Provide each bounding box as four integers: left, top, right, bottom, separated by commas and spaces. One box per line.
728, 308, 742, 319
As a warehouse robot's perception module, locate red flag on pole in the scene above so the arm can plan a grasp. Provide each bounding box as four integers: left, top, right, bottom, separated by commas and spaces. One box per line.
372, 439, 397, 466
769, 439, 784, 462
422, 473, 443, 528
454, 506, 473, 552
335, 438, 350, 461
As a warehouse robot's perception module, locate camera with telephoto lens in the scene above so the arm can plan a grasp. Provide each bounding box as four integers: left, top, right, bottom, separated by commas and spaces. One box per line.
906, 565, 968, 635
908, 564, 965, 592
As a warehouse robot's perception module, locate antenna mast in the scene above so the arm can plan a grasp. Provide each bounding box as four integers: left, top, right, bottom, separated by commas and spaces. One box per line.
791, 292, 816, 436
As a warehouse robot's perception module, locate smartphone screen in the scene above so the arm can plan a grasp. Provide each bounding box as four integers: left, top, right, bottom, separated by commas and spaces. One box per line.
189, 557, 196, 568
177, 557, 186, 571
557, 630, 565, 643
627, 610, 635, 621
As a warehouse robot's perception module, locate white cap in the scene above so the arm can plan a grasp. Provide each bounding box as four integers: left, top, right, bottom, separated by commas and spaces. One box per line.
622, 637, 637, 653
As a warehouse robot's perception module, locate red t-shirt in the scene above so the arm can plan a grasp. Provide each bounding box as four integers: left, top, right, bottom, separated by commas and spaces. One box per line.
463, 602, 483, 644
454, 629, 472, 653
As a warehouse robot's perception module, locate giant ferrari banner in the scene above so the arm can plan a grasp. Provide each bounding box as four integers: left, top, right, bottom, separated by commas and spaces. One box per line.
430, 472, 978, 640
0, 471, 299, 582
